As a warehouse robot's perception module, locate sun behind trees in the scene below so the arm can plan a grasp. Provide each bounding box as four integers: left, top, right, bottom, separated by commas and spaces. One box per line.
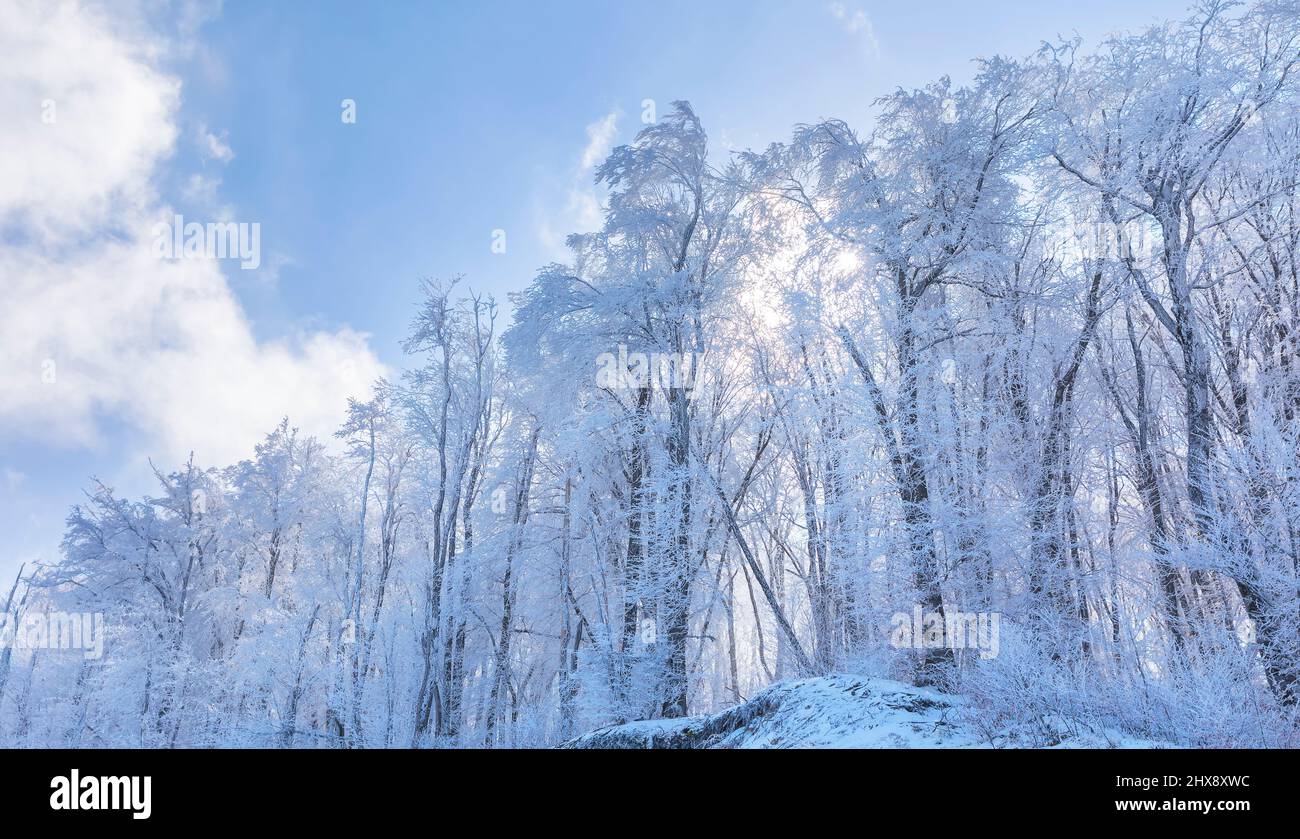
4, 0, 1299, 747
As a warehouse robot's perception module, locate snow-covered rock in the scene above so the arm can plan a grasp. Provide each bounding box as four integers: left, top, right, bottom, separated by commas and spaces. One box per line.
562, 674, 1170, 749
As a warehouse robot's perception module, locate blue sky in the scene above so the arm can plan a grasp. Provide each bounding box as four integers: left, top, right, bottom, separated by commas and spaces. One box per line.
0, 0, 1193, 582
180, 0, 1190, 349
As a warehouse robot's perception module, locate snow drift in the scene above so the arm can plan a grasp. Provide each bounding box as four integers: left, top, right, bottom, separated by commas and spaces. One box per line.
562, 675, 1169, 749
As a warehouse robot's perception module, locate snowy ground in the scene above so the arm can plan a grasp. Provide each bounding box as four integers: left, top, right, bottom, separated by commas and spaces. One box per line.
562, 675, 1171, 749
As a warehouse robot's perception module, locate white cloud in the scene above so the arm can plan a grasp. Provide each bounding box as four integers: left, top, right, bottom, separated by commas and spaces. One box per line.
182, 172, 221, 202
0, 1, 178, 236
828, 3, 880, 59
536, 109, 620, 256
3, 468, 26, 493
198, 123, 234, 163
580, 111, 619, 171
0, 1, 385, 467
